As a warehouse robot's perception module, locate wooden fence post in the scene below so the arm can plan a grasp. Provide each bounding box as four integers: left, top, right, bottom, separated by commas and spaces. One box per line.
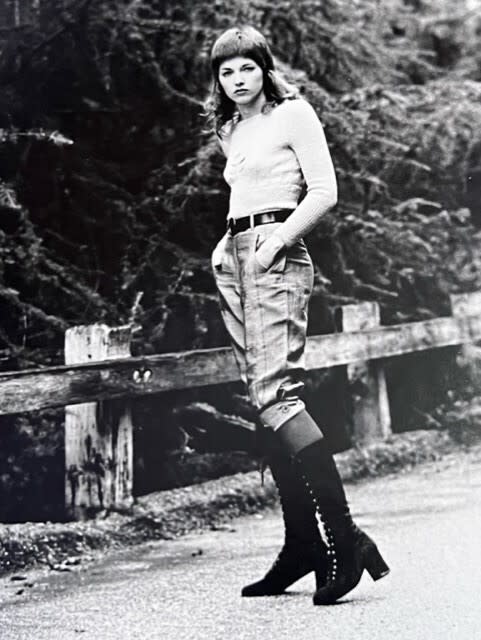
450, 291, 481, 323
450, 291, 481, 369
339, 302, 392, 446
64, 324, 134, 519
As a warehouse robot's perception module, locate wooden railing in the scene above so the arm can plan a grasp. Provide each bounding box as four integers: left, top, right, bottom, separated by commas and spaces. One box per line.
1, 292, 480, 518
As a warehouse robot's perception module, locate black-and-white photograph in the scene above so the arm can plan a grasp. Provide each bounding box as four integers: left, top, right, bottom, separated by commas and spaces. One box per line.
1, 1, 480, 638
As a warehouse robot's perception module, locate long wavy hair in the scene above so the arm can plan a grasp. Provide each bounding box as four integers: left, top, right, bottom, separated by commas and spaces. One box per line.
205, 26, 298, 138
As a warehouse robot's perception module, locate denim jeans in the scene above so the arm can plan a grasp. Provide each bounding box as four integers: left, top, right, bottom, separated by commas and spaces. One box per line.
211, 222, 314, 430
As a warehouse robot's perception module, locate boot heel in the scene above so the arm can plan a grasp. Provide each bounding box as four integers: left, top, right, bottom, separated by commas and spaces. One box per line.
363, 543, 390, 581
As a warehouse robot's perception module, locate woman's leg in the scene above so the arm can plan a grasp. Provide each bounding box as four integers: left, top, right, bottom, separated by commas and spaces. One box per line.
241, 428, 327, 596
211, 232, 248, 385
212, 230, 326, 594
236, 226, 389, 604
235, 225, 314, 431
276, 410, 390, 605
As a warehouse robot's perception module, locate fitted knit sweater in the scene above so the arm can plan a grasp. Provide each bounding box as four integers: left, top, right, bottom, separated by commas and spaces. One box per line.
218, 98, 337, 248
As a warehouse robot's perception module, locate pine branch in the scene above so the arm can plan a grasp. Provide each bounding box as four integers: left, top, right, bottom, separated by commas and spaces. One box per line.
0, 129, 73, 145
0, 287, 68, 331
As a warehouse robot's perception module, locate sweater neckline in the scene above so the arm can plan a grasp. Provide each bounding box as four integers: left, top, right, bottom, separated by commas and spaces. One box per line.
236, 111, 264, 126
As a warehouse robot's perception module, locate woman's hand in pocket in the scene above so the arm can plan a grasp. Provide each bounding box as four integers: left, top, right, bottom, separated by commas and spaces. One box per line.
254, 234, 285, 271
211, 233, 228, 271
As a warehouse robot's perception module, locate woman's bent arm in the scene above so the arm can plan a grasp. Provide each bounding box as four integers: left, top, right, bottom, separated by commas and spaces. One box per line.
274, 99, 338, 248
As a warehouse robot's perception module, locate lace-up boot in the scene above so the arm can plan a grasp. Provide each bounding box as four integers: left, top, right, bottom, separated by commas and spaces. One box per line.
293, 438, 390, 605
241, 439, 327, 596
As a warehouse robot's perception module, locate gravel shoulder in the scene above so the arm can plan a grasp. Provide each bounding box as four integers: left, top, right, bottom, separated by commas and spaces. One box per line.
0, 429, 468, 577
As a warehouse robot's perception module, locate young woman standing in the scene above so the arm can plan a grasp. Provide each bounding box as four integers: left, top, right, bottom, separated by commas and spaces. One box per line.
207, 25, 390, 605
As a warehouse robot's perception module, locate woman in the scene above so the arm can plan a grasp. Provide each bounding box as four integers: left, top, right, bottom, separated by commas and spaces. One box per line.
207, 25, 390, 605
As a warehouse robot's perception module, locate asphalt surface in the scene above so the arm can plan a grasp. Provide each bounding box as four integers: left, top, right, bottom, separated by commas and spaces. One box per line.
1, 446, 481, 640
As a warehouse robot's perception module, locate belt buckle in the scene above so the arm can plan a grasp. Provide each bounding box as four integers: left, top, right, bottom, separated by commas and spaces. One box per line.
249, 213, 255, 229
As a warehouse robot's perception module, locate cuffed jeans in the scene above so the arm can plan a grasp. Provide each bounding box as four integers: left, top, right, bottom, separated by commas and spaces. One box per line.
211, 222, 314, 431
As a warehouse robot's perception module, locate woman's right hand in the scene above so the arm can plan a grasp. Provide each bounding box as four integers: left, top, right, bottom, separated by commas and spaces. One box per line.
254, 234, 285, 271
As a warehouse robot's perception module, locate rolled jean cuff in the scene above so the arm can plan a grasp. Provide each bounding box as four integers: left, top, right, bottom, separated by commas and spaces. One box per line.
259, 398, 306, 431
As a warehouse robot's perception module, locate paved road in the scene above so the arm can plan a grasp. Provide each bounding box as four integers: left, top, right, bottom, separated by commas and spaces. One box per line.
1, 447, 481, 640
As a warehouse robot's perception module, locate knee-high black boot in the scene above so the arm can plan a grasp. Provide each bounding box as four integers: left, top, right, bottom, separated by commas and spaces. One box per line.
275, 410, 390, 605
241, 434, 327, 597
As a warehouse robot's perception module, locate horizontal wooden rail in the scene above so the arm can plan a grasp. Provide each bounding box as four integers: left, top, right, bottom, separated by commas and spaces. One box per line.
1, 312, 480, 416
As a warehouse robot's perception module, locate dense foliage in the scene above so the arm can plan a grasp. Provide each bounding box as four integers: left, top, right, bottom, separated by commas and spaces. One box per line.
0, 0, 480, 365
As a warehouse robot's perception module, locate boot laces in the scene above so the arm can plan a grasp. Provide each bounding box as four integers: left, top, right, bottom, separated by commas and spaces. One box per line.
299, 471, 340, 583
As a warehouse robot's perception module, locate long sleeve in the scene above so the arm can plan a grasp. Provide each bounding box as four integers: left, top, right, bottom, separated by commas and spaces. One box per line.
273, 99, 338, 247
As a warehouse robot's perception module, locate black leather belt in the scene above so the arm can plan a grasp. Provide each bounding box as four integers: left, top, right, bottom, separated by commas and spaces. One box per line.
227, 210, 292, 236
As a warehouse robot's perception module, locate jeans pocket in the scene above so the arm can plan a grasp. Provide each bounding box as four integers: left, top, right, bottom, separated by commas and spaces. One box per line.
211, 247, 222, 272
211, 233, 234, 273
254, 234, 287, 274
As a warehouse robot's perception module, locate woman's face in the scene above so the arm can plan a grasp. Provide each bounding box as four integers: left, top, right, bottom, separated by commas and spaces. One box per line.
218, 56, 265, 107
